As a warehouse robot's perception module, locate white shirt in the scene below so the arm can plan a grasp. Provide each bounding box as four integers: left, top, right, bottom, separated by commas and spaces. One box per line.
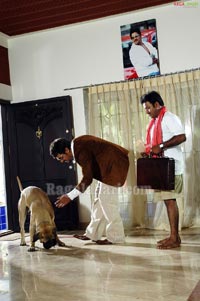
129, 41, 159, 77
151, 111, 185, 175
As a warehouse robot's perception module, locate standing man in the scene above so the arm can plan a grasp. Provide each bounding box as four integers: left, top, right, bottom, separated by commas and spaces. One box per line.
140, 91, 186, 249
49, 135, 129, 245
129, 27, 160, 77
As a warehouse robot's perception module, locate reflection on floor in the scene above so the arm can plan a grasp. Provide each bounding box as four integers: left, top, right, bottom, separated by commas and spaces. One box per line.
0, 228, 199, 301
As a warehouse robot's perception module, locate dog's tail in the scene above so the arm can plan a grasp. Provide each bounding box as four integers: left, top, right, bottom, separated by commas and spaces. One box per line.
16, 176, 23, 192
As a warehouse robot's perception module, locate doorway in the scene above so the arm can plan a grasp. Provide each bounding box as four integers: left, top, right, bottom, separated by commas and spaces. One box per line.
1, 95, 79, 232
0, 105, 7, 233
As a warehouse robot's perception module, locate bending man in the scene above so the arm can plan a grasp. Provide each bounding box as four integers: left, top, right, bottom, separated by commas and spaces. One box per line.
49, 135, 129, 245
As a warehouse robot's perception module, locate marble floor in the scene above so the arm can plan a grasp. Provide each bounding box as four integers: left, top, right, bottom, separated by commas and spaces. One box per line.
0, 228, 199, 301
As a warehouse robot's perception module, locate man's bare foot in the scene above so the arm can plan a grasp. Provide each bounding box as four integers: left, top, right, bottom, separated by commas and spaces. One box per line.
157, 235, 181, 245
73, 234, 90, 241
157, 237, 169, 245
157, 238, 181, 249
94, 239, 112, 245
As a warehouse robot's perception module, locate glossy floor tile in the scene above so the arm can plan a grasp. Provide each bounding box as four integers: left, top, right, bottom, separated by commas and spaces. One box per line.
0, 228, 199, 301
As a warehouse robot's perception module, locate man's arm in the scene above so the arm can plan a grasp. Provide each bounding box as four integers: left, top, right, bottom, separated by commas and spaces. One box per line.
152, 134, 186, 154
55, 151, 94, 208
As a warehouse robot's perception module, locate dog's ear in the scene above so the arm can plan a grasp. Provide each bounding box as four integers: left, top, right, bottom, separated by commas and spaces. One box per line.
33, 232, 40, 242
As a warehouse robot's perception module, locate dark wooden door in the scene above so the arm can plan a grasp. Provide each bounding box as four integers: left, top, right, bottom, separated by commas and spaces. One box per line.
2, 96, 79, 231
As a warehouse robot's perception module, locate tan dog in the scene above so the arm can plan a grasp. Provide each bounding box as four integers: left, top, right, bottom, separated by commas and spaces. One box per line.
17, 176, 65, 252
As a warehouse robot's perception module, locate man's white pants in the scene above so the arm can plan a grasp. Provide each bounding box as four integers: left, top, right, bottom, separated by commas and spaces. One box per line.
85, 181, 125, 243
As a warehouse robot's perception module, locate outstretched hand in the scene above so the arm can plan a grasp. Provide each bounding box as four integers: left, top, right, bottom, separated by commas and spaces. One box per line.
55, 195, 71, 208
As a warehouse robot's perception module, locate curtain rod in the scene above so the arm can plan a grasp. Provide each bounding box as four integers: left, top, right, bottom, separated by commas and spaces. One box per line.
63, 67, 200, 91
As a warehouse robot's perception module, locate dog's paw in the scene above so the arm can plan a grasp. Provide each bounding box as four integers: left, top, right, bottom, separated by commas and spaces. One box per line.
28, 247, 36, 252
20, 242, 27, 246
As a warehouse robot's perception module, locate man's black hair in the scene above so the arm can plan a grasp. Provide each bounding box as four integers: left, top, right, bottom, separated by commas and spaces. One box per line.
140, 91, 164, 106
130, 27, 141, 38
49, 138, 71, 158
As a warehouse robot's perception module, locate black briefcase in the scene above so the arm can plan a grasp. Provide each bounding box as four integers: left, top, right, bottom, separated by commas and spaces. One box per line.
137, 157, 175, 190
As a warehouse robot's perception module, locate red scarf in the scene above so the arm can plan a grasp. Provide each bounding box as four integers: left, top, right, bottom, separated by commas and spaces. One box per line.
145, 106, 167, 154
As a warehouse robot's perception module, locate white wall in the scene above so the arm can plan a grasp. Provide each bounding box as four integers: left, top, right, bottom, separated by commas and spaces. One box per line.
0, 33, 12, 100
5, 2, 200, 223
0, 32, 8, 48
8, 2, 200, 102
68, 88, 91, 224
0, 83, 12, 101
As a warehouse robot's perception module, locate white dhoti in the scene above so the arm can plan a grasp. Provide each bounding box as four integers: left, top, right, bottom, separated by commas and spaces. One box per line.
85, 181, 125, 243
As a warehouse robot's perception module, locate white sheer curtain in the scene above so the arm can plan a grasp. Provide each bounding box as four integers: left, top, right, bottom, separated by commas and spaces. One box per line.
85, 69, 200, 231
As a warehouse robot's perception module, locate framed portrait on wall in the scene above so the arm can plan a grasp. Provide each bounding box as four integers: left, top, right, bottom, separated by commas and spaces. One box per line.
120, 19, 160, 80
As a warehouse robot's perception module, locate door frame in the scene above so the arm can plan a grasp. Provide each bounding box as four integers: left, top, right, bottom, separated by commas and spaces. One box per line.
1, 96, 79, 231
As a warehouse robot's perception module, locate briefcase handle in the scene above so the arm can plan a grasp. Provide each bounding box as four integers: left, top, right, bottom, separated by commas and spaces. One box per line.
149, 151, 164, 158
